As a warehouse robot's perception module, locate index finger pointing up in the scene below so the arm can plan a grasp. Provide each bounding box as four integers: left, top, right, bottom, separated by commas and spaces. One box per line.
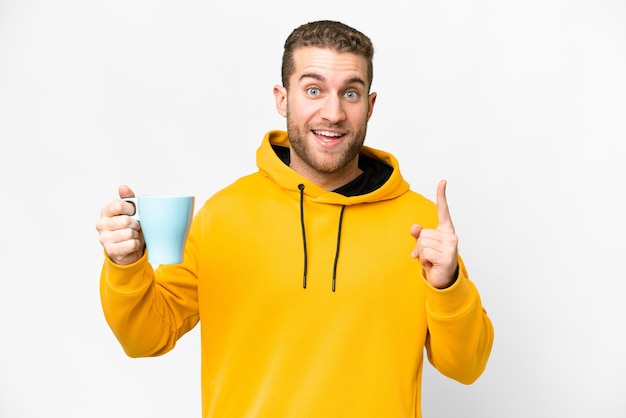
436, 179, 455, 232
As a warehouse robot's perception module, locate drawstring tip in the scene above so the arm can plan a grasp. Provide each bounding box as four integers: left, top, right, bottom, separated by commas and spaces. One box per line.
303, 275, 307, 289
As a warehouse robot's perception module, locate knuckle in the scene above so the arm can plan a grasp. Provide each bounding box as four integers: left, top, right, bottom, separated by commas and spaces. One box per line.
116, 227, 136, 242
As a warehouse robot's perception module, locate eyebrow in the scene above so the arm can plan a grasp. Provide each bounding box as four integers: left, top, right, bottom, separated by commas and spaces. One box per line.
299, 73, 367, 88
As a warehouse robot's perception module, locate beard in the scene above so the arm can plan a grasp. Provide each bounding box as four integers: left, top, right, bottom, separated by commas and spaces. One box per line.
286, 108, 368, 174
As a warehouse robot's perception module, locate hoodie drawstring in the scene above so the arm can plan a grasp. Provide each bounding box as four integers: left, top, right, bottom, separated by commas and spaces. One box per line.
298, 184, 346, 292
298, 184, 308, 289
332, 205, 346, 292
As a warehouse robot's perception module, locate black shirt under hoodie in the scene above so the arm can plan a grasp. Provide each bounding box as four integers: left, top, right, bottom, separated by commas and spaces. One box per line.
272, 145, 393, 197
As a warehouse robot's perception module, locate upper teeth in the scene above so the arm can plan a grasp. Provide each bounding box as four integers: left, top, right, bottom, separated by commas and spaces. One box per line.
315, 130, 341, 137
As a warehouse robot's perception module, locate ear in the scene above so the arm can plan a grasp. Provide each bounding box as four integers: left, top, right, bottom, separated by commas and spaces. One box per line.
273, 84, 287, 117
367, 91, 377, 121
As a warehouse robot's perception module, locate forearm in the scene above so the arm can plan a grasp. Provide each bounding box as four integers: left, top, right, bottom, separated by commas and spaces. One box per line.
99, 253, 196, 357
424, 261, 494, 384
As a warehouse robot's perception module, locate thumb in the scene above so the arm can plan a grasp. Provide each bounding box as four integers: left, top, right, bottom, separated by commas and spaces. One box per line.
118, 185, 136, 199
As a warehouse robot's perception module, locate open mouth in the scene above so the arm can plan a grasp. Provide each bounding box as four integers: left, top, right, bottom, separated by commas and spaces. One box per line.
312, 130, 345, 147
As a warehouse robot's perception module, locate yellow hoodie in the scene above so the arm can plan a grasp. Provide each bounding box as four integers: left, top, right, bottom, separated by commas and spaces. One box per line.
100, 130, 493, 418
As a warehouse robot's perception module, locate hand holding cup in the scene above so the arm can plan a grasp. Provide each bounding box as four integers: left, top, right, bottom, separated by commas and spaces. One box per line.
96, 185, 194, 266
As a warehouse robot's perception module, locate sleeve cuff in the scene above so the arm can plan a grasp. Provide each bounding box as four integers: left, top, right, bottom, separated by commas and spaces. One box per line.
424, 267, 477, 319
101, 251, 153, 294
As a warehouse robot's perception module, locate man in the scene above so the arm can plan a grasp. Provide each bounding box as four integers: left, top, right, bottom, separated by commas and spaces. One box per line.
96, 20, 493, 418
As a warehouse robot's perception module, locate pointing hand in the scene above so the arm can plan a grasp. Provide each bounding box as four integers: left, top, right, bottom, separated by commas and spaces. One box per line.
410, 180, 459, 289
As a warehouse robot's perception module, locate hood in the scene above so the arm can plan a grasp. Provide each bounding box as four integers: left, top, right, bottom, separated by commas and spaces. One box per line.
256, 130, 410, 204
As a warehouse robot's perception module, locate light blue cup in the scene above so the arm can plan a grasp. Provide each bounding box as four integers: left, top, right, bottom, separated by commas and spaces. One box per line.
123, 195, 195, 265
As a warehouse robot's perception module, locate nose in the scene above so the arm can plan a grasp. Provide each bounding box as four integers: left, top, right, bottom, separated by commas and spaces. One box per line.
319, 95, 346, 123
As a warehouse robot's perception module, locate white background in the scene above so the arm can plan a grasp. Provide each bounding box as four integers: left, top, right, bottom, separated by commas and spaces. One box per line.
1, 1, 625, 417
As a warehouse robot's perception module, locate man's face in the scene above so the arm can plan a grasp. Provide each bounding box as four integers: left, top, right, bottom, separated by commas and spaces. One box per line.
274, 47, 377, 180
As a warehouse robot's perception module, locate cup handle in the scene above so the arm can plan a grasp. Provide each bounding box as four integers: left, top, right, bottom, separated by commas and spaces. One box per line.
122, 197, 139, 220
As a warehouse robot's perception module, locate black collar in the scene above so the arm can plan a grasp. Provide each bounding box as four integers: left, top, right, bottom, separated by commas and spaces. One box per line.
272, 145, 393, 197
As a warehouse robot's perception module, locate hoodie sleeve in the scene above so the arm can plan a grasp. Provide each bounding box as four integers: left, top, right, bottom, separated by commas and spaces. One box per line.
99, 252, 200, 358
423, 256, 494, 384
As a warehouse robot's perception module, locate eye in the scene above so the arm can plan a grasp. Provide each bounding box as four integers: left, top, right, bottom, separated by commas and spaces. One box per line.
344, 90, 359, 100
307, 87, 321, 96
